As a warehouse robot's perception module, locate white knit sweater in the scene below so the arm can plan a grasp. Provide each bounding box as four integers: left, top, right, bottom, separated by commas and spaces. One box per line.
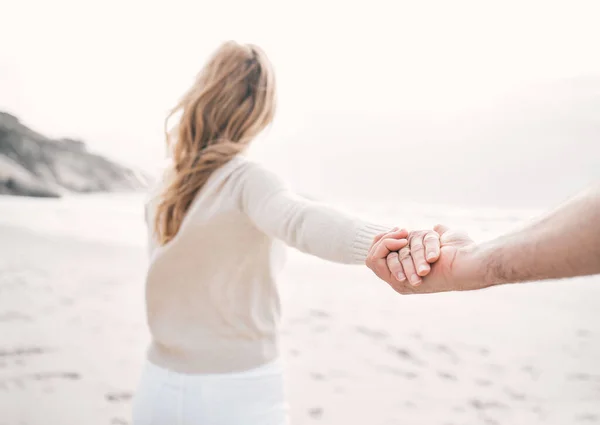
144, 155, 391, 373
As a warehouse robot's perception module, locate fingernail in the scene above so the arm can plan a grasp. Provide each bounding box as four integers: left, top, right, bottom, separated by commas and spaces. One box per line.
397, 272, 406, 281
410, 274, 421, 285
418, 265, 428, 275
427, 253, 437, 260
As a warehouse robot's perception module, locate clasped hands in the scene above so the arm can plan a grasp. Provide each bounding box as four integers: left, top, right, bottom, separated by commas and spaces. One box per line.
365, 226, 480, 294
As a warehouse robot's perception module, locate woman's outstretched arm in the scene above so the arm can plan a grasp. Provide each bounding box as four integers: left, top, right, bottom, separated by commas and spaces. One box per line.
237, 160, 438, 284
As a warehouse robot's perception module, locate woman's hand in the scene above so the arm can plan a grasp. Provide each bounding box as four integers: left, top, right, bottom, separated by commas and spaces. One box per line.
367, 228, 441, 288
365, 228, 409, 286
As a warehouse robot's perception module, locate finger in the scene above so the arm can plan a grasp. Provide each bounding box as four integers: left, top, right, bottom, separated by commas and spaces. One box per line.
371, 227, 408, 249
409, 234, 430, 277
382, 257, 416, 294
384, 228, 408, 240
433, 223, 450, 236
370, 238, 409, 262
423, 230, 441, 263
367, 229, 404, 269
399, 246, 421, 286
386, 251, 406, 282
372, 227, 399, 245
366, 238, 409, 282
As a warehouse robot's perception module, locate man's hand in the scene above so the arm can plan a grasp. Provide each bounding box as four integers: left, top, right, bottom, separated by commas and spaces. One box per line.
366, 225, 485, 294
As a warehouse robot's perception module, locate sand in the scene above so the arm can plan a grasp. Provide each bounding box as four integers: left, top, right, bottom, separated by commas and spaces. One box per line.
1, 212, 599, 424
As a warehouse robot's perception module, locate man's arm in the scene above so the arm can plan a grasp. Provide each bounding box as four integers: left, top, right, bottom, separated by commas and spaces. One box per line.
367, 184, 600, 294
477, 184, 600, 286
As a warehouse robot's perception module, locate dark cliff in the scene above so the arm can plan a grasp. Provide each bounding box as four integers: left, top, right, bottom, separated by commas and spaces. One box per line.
0, 112, 148, 197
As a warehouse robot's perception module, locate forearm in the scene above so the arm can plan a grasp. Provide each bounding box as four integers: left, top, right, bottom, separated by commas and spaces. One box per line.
254, 192, 391, 264
240, 160, 393, 264
476, 184, 600, 286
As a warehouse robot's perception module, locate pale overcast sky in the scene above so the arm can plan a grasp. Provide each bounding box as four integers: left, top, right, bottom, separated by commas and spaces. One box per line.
1, 0, 599, 177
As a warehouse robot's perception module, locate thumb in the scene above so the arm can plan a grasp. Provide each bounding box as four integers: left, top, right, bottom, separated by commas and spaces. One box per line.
381, 238, 409, 251
366, 238, 408, 268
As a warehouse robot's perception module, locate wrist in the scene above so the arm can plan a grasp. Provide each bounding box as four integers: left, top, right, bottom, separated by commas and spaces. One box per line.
455, 244, 491, 290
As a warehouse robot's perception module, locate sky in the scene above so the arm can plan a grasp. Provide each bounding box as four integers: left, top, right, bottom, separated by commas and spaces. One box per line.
1, 0, 599, 206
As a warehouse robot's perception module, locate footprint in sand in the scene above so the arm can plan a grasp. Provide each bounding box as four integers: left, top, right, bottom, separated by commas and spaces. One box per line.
309, 309, 330, 319
469, 398, 508, 411
355, 326, 389, 340
60, 297, 74, 306
310, 325, 328, 334
576, 329, 592, 338
437, 371, 457, 381
0, 311, 31, 322
434, 344, 460, 364
308, 407, 324, 420
385, 367, 418, 380
0, 346, 47, 358
387, 345, 424, 366
485, 364, 505, 375
106, 391, 133, 403
568, 373, 600, 383
504, 387, 526, 401
522, 365, 541, 380
576, 413, 599, 422
532, 406, 546, 420
288, 317, 310, 325
422, 342, 460, 364
32, 372, 80, 381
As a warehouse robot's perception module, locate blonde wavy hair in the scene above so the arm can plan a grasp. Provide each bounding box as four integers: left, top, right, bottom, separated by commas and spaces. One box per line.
154, 41, 276, 245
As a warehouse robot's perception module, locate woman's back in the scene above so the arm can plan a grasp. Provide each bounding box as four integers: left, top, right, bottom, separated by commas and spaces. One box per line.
145, 156, 285, 374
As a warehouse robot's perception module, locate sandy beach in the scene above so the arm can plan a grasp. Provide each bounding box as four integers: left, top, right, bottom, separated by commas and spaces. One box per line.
1, 196, 599, 425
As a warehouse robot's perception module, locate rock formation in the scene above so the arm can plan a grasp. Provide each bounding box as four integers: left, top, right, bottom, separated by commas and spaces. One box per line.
0, 112, 148, 197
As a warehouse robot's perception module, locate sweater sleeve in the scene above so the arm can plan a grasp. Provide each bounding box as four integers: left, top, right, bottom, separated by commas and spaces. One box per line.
238, 161, 393, 264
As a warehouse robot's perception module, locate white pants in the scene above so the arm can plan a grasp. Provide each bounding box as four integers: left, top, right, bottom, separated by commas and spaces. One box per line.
132, 358, 289, 425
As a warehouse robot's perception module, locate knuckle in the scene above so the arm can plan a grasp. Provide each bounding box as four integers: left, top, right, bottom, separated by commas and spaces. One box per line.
410, 243, 425, 252
398, 248, 411, 260
423, 234, 439, 242
407, 231, 422, 243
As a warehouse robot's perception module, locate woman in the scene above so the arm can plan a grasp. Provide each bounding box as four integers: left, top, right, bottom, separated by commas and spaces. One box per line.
133, 41, 440, 425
